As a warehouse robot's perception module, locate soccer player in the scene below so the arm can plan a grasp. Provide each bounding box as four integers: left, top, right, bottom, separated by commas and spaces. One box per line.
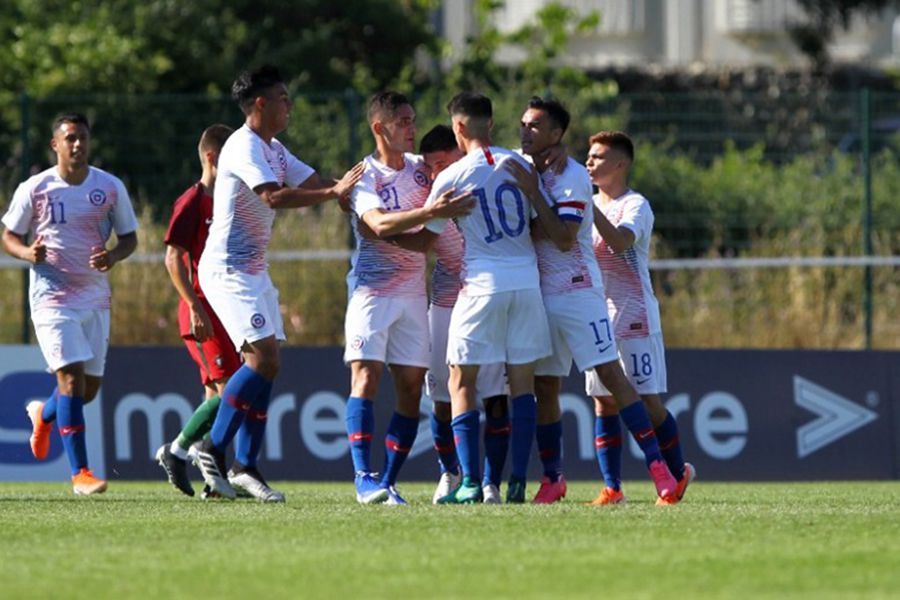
419, 125, 509, 504
425, 92, 552, 504
584, 131, 695, 506
3, 112, 138, 495
155, 123, 242, 498
508, 99, 679, 505
344, 93, 474, 505
194, 65, 363, 502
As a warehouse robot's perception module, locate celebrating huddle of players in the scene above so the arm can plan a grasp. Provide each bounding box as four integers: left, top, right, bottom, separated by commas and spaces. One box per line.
6, 65, 692, 505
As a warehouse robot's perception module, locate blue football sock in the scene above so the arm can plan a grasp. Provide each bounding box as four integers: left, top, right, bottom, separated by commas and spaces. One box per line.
510, 394, 537, 480
620, 402, 663, 467
594, 415, 623, 491
235, 380, 272, 468
655, 411, 685, 480
483, 414, 510, 487
345, 396, 374, 473
451, 410, 480, 481
381, 412, 418, 487
41, 386, 59, 423
431, 412, 458, 474
57, 394, 87, 475
536, 420, 563, 482
209, 365, 268, 452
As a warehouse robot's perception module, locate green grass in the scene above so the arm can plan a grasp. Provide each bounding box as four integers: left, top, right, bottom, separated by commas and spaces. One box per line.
1, 481, 899, 599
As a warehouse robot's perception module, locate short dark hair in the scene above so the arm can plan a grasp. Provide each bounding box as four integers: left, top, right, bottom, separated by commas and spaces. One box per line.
199, 124, 234, 153
446, 92, 492, 120
527, 96, 570, 134
52, 113, 90, 134
589, 131, 634, 161
231, 65, 285, 114
419, 125, 457, 155
367, 91, 411, 124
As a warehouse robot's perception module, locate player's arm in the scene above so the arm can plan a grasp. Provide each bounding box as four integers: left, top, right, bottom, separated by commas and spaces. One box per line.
164, 243, 213, 341
361, 187, 474, 238
505, 160, 577, 252
1, 228, 46, 264
592, 204, 635, 254
257, 162, 365, 209
90, 231, 137, 272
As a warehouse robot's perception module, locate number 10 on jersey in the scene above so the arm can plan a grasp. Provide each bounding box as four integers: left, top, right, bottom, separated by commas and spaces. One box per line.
472, 183, 526, 243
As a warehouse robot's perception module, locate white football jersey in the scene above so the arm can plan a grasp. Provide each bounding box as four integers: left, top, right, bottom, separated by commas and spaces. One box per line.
348, 153, 431, 297
2, 166, 138, 311
593, 189, 662, 338
201, 124, 315, 275
425, 146, 539, 296
430, 220, 464, 308
531, 157, 602, 296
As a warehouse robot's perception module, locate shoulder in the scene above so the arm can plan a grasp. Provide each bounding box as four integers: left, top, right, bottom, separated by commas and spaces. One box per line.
172, 183, 205, 208
16, 168, 57, 196
623, 190, 651, 211
88, 166, 127, 190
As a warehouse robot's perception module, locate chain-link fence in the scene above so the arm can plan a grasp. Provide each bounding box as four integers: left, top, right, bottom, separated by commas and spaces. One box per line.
1, 89, 898, 348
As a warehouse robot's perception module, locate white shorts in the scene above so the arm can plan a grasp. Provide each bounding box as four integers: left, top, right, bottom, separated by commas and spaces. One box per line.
32, 307, 110, 376
198, 268, 285, 352
344, 292, 430, 367
535, 288, 620, 376
585, 333, 668, 396
426, 304, 506, 402
447, 288, 551, 366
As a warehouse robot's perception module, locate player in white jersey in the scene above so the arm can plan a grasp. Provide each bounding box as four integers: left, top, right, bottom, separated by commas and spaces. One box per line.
194, 65, 363, 501
507, 98, 678, 505
419, 125, 509, 504
421, 92, 551, 504
3, 113, 138, 495
343, 92, 475, 505
583, 130, 694, 506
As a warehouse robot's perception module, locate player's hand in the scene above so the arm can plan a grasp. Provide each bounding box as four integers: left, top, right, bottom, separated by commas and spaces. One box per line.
541, 143, 569, 173
89, 245, 115, 272
190, 305, 214, 342
504, 160, 541, 200
26, 234, 47, 264
333, 162, 365, 198
429, 187, 475, 219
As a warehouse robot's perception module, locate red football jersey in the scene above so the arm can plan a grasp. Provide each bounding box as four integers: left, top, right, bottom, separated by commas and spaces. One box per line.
164, 183, 213, 336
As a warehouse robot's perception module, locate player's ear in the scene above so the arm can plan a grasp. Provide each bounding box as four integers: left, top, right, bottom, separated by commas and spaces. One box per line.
372, 120, 384, 137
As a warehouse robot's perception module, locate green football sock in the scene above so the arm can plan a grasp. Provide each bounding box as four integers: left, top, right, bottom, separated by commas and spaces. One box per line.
175, 395, 222, 450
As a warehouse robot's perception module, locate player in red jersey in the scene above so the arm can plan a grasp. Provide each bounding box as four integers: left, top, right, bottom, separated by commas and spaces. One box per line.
155, 124, 242, 498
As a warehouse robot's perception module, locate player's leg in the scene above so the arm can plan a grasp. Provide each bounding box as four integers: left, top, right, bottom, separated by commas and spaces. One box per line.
586, 384, 625, 505
426, 305, 461, 502
532, 375, 567, 504
437, 363, 483, 503
504, 289, 552, 503
481, 392, 509, 503
379, 364, 427, 505
592, 360, 676, 502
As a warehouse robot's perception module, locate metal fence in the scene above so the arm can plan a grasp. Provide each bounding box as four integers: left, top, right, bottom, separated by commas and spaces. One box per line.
1, 89, 898, 348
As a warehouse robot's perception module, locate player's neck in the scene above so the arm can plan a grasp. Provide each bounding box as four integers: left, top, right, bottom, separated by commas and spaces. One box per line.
598, 180, 629, 202
246, 116, 276, 145
199, 171, 215, 194
56, 163, 89, 185
462, 136, 490, 154
372, 145, 405, 171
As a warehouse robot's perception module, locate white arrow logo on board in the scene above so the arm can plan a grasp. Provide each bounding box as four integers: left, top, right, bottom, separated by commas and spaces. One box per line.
794, 376, 877, 458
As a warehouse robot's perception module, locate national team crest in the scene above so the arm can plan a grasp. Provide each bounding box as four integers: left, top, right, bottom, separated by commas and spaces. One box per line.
414, 170, 429, 188
250, 313, 266, 329
351, 335, 366, 351
88, 189, 107, 206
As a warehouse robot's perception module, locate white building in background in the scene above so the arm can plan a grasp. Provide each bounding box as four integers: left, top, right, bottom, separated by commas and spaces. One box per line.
439, 0, 900, 68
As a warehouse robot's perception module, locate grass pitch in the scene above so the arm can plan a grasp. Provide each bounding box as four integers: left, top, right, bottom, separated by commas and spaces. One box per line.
1, 481, 898, 599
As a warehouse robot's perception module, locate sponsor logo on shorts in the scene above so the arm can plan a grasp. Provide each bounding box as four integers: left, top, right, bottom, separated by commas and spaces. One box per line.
636, 378, 651, 386
414, 170, 430, 188
250, 313, 266, 329
88, 189, 107, 206
350, 335, 366, 351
